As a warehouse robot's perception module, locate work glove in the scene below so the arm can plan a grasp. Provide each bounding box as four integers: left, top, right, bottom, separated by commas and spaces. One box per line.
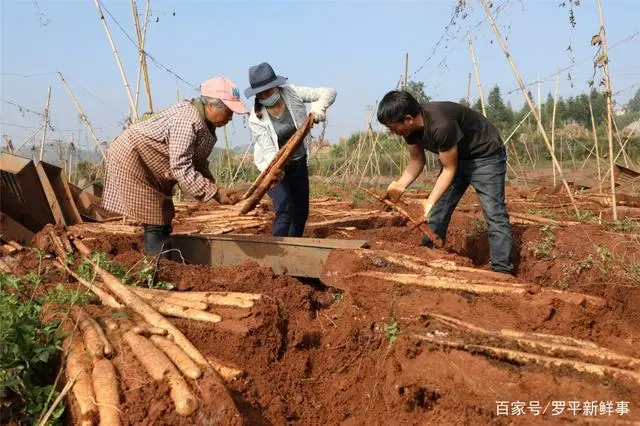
384, 180, 405, 204
213, 187, 240, 205
420, 200, 434, 223
309, 108, 326, 123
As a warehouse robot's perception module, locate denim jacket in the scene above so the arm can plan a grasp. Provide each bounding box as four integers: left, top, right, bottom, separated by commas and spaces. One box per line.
248, 84, 337, 172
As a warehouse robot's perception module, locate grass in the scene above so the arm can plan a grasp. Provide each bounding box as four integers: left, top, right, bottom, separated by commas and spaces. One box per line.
532, 225, 557, 260
526, 209, 558, 219
77, 252, 173, 290
607, 219, 640, 234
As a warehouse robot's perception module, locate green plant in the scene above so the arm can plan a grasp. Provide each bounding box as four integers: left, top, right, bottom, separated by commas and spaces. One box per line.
351, 188, 365, 207
0, 273, 65, 425
77, 252, 127, 282
385, 320, 401, 344
45, 284, 91, 305
595, 245, 613, 275
134, 258, 173, 290
526, 209, 558, 219
532, 226, 556, 260
608, 219, 640, 234
571, 209, 600, 223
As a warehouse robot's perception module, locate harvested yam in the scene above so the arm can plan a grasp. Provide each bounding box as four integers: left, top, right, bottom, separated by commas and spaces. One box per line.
150, 335, 203, 379
123, 331, 198, 416
426, 312, 640, 369
65, 340, 97, 422
413, 334, 640, 386
0, 244, 17, 255
72, 240, 209, 367
7, 241, 24, 251
102, 318, 119, 331
48, 231, 68, 260
92, 359, 120, 426
132, 323, 168, 337
0, 258, 13, 274
156, 302, 222, 323
88, 318, 113, 358
133, 290, 209, 310
80, 319, 105, 359
133, 287, 260, 308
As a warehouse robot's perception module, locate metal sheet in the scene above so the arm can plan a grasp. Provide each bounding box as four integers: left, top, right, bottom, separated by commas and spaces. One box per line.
170, 234, 369, 278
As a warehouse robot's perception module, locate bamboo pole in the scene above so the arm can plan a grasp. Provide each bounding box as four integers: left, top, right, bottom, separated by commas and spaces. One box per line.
94, 0, 138, 120
131, 0, 153, 114
480, 0, 579, 215
132, 0, 151, 117
467, 32, 486, 116
58, 72, 107, 161
403, 53, 409, 89
596, 0, 617, 220
466, 72, 471, 105
551, 71, 560, 186
39, 85, 52, 161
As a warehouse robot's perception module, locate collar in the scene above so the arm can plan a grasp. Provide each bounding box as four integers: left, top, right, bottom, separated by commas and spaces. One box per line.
192, 99, 206, 119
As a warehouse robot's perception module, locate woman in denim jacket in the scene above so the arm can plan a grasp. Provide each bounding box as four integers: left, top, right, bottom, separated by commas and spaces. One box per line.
245, 62, 336, 237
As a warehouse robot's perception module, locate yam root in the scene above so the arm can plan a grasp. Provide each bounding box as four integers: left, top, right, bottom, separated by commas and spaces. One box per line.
132, 290, 209, 311
65, 340, 97, 421
0, 258, 13, 274
132, 323, 168, 337
92, 359, 120, 426
72, 240, 210, 368
150, 335, 203, 379
123, 331, 198, 416
156, 302, 222, 323
80, 319, 105, 359
7, 241, 24, 251
426, 312, 640, 369
88, 317, 114, 358
102, 318, 119, 331
413, 334, 640, 386
133, 287, 260, 308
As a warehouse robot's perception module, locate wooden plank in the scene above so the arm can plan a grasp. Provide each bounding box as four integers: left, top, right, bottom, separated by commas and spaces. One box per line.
0, 213, 35, 243
170, 234, 369, 278
40, 162, 82, 225
34, 162, 65, 226
0, 153, 55, 230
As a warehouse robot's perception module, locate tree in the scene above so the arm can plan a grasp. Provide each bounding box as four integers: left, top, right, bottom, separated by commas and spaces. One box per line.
404, 80, 431, 104
459, 97, 470, 107
626, 88, 640, 113
486, 85, 513, 133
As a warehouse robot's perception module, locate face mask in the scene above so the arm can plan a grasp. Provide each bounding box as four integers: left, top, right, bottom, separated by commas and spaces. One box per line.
258, 90, 281, 107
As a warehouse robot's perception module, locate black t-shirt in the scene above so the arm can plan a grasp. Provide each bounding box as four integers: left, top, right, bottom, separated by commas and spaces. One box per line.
405, 101, 502, 160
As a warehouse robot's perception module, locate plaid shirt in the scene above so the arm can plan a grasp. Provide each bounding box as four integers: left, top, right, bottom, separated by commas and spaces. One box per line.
103, 100, 218, 224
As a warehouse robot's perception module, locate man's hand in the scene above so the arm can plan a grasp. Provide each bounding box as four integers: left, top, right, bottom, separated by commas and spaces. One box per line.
384, 180, 406, 204
213, 187, 240, 205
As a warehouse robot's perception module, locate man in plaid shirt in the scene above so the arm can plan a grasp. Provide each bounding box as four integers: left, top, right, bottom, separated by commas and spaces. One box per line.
103, 76, 249, 257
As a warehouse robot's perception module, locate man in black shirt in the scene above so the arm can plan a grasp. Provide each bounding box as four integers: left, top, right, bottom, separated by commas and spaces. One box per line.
377, 90, 513, 274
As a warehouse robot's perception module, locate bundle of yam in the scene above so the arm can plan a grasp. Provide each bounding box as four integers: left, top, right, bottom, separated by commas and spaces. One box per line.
40, 227, 263, 423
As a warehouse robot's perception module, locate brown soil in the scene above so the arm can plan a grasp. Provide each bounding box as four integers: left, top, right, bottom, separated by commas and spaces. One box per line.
6, 188, 640, 425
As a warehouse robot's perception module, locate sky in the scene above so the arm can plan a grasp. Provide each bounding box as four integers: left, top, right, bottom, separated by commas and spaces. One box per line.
1, 0, 639, 157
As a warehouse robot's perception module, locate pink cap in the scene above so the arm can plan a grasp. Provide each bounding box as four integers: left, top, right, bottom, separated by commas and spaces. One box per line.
200, 76, 249, 114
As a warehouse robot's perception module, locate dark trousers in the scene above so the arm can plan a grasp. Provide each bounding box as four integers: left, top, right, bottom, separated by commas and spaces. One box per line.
143, 224, 171, 259
267, 157, 309, 237
424, 147, 514, 274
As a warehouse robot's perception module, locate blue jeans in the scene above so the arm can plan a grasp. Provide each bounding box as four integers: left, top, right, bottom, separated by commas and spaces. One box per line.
424, 147, 514, 274
267, 157, 309, 237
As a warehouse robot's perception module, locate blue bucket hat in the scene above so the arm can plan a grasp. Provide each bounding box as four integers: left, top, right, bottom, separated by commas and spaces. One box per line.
244, 62, 288, 98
